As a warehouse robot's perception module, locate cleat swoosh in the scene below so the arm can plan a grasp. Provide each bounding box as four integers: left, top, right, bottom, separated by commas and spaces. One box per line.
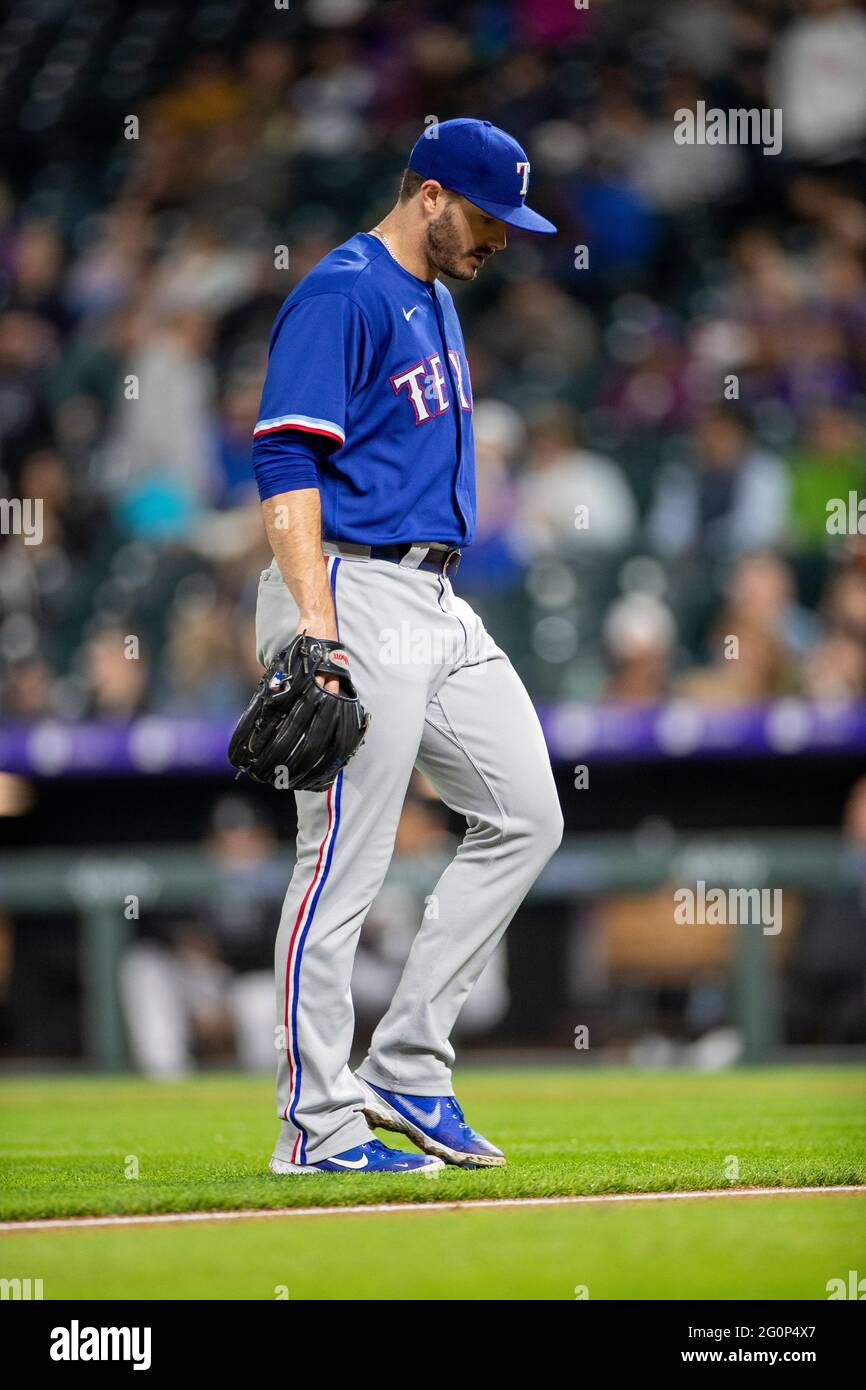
398, 1098, 442, 1128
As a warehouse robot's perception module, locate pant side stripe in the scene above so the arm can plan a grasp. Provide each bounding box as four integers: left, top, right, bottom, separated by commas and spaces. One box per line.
283, 555, 344, 1164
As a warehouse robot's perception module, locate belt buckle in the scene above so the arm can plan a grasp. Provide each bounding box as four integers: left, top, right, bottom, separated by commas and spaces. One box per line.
442, 547, 460, 578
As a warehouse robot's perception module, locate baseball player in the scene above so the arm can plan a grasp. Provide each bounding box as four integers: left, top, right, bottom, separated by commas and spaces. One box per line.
251, 119, 563, 1175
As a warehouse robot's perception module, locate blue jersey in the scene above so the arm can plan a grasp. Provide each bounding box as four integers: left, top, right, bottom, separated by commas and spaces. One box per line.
253, 232, 476, 547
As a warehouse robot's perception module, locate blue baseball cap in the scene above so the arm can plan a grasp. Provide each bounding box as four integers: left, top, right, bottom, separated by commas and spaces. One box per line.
408, 118, 557, 235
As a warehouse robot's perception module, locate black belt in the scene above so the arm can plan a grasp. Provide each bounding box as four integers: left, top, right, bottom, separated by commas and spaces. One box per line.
368, 543, 462, 576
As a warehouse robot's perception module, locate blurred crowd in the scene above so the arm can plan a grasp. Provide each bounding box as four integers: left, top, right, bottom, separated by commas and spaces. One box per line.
1, 0, 866, 716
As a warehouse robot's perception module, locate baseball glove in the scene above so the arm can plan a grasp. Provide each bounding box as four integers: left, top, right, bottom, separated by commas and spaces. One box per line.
228, 633, 371, 791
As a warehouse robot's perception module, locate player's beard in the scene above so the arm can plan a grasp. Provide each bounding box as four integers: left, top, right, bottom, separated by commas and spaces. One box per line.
426, 203, 484, 281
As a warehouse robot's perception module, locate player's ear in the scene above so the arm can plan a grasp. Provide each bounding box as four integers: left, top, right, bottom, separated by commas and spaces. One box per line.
419, 179, 446, 216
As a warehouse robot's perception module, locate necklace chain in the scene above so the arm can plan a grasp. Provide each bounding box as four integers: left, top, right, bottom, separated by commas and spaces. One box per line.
370, 225, 395, 260
369, 224, 433, 285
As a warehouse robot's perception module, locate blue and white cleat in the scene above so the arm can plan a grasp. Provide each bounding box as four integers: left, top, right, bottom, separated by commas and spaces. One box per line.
358, 1079, 506, 1168
269, 1138, 443, 1177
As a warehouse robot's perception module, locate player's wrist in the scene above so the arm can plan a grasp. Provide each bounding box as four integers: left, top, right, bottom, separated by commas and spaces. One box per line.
296, 612, 339, 642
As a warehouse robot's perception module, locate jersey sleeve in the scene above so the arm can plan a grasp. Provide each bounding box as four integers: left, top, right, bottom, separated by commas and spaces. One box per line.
251, 430, 324, 502
253, 292, 372, 451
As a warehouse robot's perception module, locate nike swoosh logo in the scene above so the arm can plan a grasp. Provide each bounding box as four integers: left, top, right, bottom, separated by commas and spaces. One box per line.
329, 1154, 369, 1169
399, 1098, 442, 1127
403, 306, 419, 321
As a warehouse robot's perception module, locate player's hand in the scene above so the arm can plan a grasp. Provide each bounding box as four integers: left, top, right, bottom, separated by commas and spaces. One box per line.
296, 615, 341, 693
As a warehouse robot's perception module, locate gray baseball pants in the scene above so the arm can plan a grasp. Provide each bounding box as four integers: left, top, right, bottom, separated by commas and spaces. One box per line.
255, 541, 563, 1164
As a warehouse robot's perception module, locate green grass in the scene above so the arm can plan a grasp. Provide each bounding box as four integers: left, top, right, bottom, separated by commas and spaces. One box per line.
0, 1068, 864, 1222
3, 1195, 863, 1300
1, 1068, 864, 1299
